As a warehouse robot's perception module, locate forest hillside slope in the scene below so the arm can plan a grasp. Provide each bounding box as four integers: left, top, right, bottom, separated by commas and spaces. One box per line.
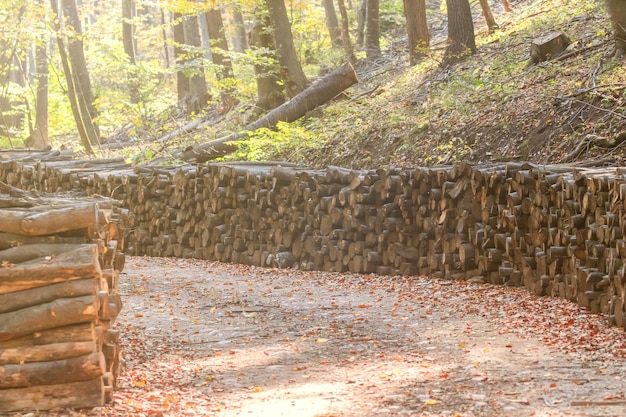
243, 0, 626, 170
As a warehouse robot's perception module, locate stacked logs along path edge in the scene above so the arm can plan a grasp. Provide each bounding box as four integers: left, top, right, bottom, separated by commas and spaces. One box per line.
0, 151, 125, 412
0, 148, 624, 411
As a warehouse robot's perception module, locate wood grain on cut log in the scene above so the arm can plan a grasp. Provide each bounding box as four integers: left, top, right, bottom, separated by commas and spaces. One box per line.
0, 295, 99, 341
0, 203, 98, 236
0, 244, 101, 294
182, 63, 358, 162
0, 277, 97, 314
0, 341, 97, 365
0, 377, 104, 411
0, 352, 105, 388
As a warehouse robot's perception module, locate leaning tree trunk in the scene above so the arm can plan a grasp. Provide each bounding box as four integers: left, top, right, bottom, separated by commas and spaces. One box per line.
403, 0, 430, 65
606, 0, 626, 59
250, 15, 285, 112
265, 0, 309, 98
441, 0, 476, 68
478, 0, 499, 33
365, 0, 380, 59
500, 0, 512, 12
181, 62, 358, 162
61, 0, 100, 140
323, 0, 342, 48
205, 8, 236, 105
182, 14, 211, 114
50, 0, 97, 155
31, 1, 49, 150
337, 0, 356, 64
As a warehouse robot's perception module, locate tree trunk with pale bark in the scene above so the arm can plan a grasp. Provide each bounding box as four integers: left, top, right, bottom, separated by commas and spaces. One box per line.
205, 8, 236, 105
323, 0, 342, 47
606, 0, 626, 59
250, 14, 285, 112
365, 0, 380, 59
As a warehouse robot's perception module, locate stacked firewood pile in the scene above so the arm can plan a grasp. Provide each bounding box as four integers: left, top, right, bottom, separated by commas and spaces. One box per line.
0, 184, 125, 411
0, 150, 624, 330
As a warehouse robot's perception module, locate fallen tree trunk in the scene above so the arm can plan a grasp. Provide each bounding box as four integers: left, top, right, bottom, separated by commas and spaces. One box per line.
181, 62, 358, 162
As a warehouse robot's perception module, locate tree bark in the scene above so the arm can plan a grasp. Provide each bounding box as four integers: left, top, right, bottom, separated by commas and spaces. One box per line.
61, 0, 100, 139
0, 245, 101, 295
265, 0, 308, 98
403, 0, 430, 65
606, 0, 626, 58
30, 3, 49, 149
478, 0, 499, 33
356, 0, 366, 47
500, 0, 512, 12
205, 8, 236, 104
323, 0, 342, 48
0, 377, 104, 411
160, 8, 171, 68
337, 0, 357, 64
49, 0, 98, 155
441, 0, 476, 68
173, 12, 189, 104
0, 277, 97, 314
250, 14, 285, 111
232, 10, 248, 53
0, 341, 97, 365
0, 202, 98, 236
182, 13, 211, 113
365, 0, 380, 59
122, 0, 139, 103
182, 62, 358, 162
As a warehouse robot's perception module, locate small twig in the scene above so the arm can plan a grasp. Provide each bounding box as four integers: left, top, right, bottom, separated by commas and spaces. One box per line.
571, 400, 626, 406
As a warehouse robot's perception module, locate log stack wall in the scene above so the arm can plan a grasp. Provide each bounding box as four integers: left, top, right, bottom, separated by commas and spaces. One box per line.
0, 150, 624, 330
0, 169, 125, 411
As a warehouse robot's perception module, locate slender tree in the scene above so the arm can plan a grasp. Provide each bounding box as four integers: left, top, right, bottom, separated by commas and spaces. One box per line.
478, 0, 499, 33
122, 0, 140, 103
403, 0, 430, 65
204, 7, 236, 105
50, 0, 98, 154
61, 0, 100, 139
232, 9, 248, 53
441, 0, 476, 68
31, 11, 49, 149
365, 0, 380, 59
606, 0, 626, 58
336, 0, 356, 64
173, 12, 189, 104
356, 0, 366, 47
265, 0, 308, 98
323, 0, 342, 48
500, 0, 512, 12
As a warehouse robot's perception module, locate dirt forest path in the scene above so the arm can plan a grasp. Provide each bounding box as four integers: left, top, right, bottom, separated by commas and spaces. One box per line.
16, 256, 626, 417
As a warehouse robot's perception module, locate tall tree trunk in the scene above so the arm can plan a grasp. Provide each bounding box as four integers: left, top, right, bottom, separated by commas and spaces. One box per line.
441, 0, 476, 68
365, 0, 380, 59
323, 0, 342, 48
356, 0, 366, 47
160, 8, 171, 68
61, 0, 100, 140
232, 10, 248, 53
403, 0, 430, 65
50, 0, 97, 155
606, 0, 626, 59
31, 28, 49, 149
478, 0, 499, 33
122, 0, 137, 64
265, 0, 308, 98
122, 0, 139, 103
173, 13, 189, 104
182, 13, 211, 114
500, 0, 512, 12
205, 8, 236, 105
336, 0, 356, 64
250, 15, 285, 112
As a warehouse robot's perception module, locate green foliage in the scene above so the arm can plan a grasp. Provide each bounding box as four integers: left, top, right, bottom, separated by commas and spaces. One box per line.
229, 120, 319, 162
